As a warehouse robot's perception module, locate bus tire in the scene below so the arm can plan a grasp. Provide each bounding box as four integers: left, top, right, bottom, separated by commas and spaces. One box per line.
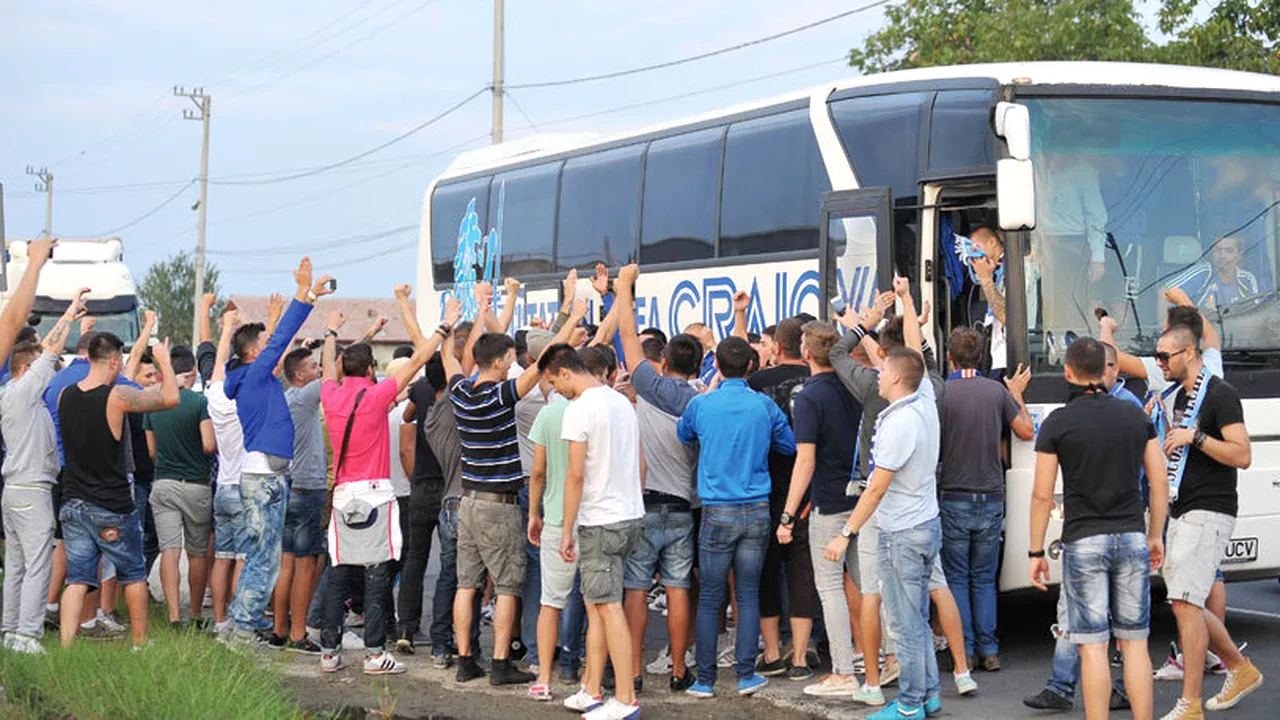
1151, 575, 1169, 606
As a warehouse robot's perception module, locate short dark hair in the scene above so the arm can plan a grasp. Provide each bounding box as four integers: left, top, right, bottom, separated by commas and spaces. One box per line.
884, 346, 925, 391
641, 337, 665, 364
1162, 324, 1200, 353
762, 324, 777, 339
747, 332, 761, 345
424, 353, 446, 390
663, 334, 702, 377
580, 345, 615, 380
10, 341, 42, 372
640, 327, 668, 344
88, 332, 125, 362
16, 326, 38, 345
514, 329, 529, 358
774, 317, 805, 360
473, 332, 516, 368
1065, 336, 1106, 381
878, 316, 906, 351
232, 323, 266, 361
392, 344, 414, 360
1166, 306, 1204, 341
537, 343, 587, 375
341, 343, 376, 378
170, 346, 196, 375
283, 347, 314, 382
947, 327, 984, 369
794, 312, 817, 325
715, 336, 755, 379
75, 330, 99, 355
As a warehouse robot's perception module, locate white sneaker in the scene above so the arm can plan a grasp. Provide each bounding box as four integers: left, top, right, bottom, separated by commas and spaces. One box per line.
363, 651, 407, 675
97, 610, 126, 634
955, 671, 978, 696
853, 684, 886, 706
716, 629, 736, 668
1154, 642, 1186, 681
803, 674, 858, 697
1159, 697, 1201, 720
342, 630, 365, 651
582, 697, 640, 720
647, 644, 673, 675
321, 653, 345, 673
563, 687, 604, 713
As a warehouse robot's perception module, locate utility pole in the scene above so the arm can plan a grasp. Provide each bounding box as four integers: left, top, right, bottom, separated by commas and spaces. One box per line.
175, 85, 211, 347
491, 0, 504, 144
25, 166, 53, 236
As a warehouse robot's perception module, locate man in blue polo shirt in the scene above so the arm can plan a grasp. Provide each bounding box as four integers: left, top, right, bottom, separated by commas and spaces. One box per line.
678, 336, 795, 699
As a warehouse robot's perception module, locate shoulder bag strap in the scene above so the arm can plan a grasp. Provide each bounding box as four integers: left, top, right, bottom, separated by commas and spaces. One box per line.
336, 388, 368, 478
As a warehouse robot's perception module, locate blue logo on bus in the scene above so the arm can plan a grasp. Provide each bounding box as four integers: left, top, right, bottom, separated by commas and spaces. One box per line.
452, 184, 505, 319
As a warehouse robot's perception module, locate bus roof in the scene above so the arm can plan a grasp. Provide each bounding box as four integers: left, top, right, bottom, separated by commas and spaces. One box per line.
439, 61, 1280, 180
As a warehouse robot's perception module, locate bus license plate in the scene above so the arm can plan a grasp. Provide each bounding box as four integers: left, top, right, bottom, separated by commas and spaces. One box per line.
1221, 537, 1258, 565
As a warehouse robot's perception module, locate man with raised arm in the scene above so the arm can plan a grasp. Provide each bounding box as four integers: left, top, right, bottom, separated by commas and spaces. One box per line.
442, 282, 546, 686
206, 309, 248, 638
58, 333, 180, 649
223, 256, 335, 646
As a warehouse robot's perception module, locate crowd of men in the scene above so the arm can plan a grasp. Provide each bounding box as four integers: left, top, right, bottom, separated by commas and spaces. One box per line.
0, 232, 1267, 720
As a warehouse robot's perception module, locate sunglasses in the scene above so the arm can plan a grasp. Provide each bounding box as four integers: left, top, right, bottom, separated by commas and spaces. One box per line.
1154, 347, 1190, 364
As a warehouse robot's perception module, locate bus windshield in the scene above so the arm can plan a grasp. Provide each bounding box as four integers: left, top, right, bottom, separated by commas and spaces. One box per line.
31, 309, 140, 353
1022, 96, 1280, 370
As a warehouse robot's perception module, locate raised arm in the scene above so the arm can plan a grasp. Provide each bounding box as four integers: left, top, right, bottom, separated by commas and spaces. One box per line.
198, 293, 217, 345
211, 310, 240, 384
550, 269, 578, 333
1098, 314, 1147, 379
125, 308, 157, 382
589, 289, 622, 347
322, 312, 345, 383
110, 339, 180, 418
0, 238, 55, 362
731, 290, 750, 340
461, 287, 491, 378
359, 314, 389, 345
974, 256, 1006, 325
253, 257, 332, 380
491, 277, 521, 334
393, 300, 460, 393
41, 291, 85, 358
264, 293, 285, 338
1003, 365, 1036, 441
1165, 287, 1220, 352
615, 265, 645, 371
895, 277, 923, 354
394, 284, 427, 348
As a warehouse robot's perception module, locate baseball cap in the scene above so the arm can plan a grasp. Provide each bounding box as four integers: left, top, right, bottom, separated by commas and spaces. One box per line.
526, 328, 555, 362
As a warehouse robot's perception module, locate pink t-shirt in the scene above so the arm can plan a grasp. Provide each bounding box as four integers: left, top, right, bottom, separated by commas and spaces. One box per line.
321, 376, 401, 485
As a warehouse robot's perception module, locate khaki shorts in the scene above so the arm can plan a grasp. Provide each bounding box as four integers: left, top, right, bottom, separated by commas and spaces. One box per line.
539, 524, 578, 609
151, 479, 213, 556
579, 519, 641, 605
1164, 510, 1234, 608
456, 494, 525, 597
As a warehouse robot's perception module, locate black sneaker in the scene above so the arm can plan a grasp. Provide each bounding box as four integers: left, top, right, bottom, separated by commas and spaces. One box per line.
170, 621, 185, 632
287, 636, 323, 655
756, 655, 788, 677
455, 655, 485, 683
264, 632, 287, 650
560, 664, 580, 685
670, 669, 695, 692
1023, 688, 1073, 711
634, 676, 643, 695
786, 664, 814, 681
509, 639, 528, 663
1109, 686, 1130, 710
489, 658, 536, 686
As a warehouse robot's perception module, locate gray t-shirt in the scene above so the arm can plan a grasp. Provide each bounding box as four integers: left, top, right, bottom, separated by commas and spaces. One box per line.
938, 375, 1019, 494
425, 393, 463, 500
515, 386, 555, 479
285, 380, 327, 490
636, 396, 697, 503
0, 353, 61, 485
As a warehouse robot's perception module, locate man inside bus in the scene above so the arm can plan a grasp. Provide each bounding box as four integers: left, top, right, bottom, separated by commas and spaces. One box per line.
1170, 235, 1259, 310
1033, 146, 1110, 340
963, 227, 1009, 378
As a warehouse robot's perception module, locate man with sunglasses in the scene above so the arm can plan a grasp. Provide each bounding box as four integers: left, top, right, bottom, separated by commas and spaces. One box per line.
1154, 326, 1262, 720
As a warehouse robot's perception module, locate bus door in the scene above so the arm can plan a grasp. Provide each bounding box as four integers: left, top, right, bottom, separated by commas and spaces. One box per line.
818, 188, 894, 322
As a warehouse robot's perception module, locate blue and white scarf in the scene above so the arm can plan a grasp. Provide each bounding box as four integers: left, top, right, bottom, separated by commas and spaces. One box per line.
953, 233, 1004, 288
1156, 366, 1212, 503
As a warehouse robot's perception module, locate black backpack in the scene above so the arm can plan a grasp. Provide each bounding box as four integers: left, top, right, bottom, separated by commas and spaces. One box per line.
764, 374, 809, 425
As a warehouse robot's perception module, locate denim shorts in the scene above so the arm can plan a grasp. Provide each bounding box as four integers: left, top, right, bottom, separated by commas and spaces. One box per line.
60, 498, 147, 587
283, 488, 326, 557
1062, 531, 1150, 645
213, 484, 247, 560
622, 506, 695, 591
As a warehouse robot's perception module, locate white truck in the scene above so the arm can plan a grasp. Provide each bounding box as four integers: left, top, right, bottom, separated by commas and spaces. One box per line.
2, 237, 141, 352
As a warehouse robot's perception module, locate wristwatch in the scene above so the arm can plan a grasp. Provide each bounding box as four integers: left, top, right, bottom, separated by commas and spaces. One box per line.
778, 511, 795, 527
1028, 550, 1046, 558
840, 526, 857, 539
325, 328, 339, 339
1193, 429, 1207, 449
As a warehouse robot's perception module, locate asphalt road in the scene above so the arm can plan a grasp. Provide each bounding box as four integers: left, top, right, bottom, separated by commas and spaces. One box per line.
287, 568, 1280, 719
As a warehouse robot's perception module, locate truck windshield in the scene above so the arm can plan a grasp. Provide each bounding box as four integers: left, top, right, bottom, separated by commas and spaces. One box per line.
31, 309, 140, 353
1021, 96, 1280, 371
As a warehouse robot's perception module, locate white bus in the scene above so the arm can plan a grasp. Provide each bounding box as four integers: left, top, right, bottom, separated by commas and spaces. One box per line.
415, 61, 1280, 593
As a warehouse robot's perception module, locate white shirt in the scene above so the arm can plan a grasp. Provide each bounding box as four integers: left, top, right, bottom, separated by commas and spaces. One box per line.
560, 386, 645, 527
388, 399, 411, 498
206, 381, 245, 487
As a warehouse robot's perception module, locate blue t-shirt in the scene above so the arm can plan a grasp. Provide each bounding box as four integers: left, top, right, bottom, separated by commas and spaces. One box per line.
677, 378, 795, 505
791, 371, 862, 514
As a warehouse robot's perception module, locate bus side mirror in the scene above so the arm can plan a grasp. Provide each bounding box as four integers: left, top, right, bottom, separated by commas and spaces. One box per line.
998, 158, 1037, 231
994, 102, 1031, 160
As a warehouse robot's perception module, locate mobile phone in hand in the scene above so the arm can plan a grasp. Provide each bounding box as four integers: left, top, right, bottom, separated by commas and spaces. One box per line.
325, 278, 337, 292
830, 297, 847, 317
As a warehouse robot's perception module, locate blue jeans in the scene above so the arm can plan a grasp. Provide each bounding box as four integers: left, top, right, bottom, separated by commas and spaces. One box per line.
134, 482, 158, 573
939, 495, 1004, 657
1062, 532, 1150, 645
518, 484, 540, 661
60, 498, 147, 587
695, 502, 770, 686
282, 488, 326, 557
230, 473, 287, 633
879, 516, 942, 710
1047, 585, 1081, 699
430, 498, 481, 655
307, 552, 329, 629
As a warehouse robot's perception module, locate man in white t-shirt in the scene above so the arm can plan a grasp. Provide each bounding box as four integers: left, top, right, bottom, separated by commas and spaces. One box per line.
541, 343, 645, 720
205, 310, 249, 637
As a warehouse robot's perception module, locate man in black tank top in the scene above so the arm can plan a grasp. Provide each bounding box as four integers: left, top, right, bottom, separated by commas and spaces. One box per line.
56, 333, 179, 649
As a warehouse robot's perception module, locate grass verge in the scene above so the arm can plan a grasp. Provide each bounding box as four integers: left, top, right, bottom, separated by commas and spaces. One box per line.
0, 625, 306, 719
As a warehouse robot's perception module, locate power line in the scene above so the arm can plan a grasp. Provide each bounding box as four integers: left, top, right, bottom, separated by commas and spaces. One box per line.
46, 92, 173, 168
209, 223, 417, 257
504, 2, 887, 90
209, 87, 488, 186
504, 91, 541, 133
82, 180, 196, 237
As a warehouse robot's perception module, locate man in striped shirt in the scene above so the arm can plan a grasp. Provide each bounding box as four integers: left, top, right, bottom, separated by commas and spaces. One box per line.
442, 287, 544, 686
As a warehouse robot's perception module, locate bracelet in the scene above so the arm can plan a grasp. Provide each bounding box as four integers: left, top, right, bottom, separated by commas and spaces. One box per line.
435, 325, 451, 338
1193, 429, 1207, 449
325, 329, 339, 339
1028, 550, 1046, 558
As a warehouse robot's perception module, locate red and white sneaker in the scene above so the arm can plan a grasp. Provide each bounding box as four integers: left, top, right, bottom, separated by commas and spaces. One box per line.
1154, 642, 1185, 681
321, 653, 345, 673
528, 684, 552, 701
364, 651, 407, 675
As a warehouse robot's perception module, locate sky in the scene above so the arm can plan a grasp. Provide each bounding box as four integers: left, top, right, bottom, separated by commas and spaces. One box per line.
0, 0, 888, 298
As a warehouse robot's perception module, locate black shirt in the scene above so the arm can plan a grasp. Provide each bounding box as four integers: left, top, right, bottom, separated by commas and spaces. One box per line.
747, 363, 810, 510
408, 378, 444, 484
59, 384, 134, 515
791, 371, 862, 514
1171, 376, 1245, 519
1035, 392, 1154, 543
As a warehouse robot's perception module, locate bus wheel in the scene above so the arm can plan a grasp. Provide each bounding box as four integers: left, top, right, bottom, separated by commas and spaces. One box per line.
1151, 575, 1169, 606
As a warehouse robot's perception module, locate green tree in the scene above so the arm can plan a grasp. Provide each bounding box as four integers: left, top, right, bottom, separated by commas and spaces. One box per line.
138, 250, 221, 348
850, 0, 1280, 75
